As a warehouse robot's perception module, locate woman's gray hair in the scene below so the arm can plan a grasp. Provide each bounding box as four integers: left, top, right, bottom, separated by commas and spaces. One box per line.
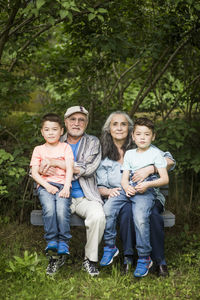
101, 111, 134, 161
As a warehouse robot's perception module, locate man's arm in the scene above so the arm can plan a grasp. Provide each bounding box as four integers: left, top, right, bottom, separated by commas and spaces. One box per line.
73, 136, 101, 179
39, 137, 101, 179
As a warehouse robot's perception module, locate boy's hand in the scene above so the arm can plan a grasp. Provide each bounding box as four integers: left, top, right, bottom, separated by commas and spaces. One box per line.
59, 186, 70, 198
45, 183, 59, 194
135, 181, 149, 193
108, 187, 121, 198
124, 185, 136, 197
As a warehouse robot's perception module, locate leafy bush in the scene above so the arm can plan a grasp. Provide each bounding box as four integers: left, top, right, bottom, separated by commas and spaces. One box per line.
6, 251, 40, 279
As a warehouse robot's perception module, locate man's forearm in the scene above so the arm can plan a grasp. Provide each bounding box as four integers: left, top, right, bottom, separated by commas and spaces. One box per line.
50, 159, 66, 170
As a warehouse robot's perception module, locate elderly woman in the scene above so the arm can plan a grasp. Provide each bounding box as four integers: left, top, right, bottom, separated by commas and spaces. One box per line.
96, 111, 175, 277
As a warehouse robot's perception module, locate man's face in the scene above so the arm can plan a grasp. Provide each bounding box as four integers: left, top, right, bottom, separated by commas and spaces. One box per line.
64, 112, 88, 137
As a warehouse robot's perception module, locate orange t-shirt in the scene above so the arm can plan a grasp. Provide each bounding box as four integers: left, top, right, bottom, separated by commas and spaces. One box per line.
30, 142, 74, 185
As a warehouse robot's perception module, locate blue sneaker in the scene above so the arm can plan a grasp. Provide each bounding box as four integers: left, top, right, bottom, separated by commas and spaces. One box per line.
45, 241, 58, 253
100, 246, 119, 266
134, 257, 153, 277
57, 241, 70, 255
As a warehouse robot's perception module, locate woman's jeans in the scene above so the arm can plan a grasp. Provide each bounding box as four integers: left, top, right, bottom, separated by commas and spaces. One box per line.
37, 182, 72, 243
103, 187, 155, 257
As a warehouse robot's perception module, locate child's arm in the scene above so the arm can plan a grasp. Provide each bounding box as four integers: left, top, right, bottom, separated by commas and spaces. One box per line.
31, 166, 59, 194
59, 157, 74, 198
121, 170, 136, 197
135, 167, 169, 193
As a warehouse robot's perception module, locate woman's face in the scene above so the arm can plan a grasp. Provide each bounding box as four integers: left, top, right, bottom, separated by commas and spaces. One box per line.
110, 114, 129, 142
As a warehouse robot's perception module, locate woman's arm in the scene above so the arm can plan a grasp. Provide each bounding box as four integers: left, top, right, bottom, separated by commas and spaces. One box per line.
135, 167, 169, 193
98, 186, 122, 198
132, 151, 175, 183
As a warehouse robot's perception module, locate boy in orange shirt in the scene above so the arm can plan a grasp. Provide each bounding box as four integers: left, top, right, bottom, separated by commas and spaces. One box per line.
30, 113, 74, 259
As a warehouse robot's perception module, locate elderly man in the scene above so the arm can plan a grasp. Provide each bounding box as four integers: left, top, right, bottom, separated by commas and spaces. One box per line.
40, 106, 105, 276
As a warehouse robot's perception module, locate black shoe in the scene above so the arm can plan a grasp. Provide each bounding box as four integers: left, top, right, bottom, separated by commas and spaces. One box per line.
46, 257, 59, 275
46, 255, 66, 276
123, 263, 132, 275
82, 259, 99, 276
157, 264, 169, 277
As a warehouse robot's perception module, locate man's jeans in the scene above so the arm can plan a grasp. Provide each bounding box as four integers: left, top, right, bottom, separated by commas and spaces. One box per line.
37, 182, 72, 242
103, 184, 156, 257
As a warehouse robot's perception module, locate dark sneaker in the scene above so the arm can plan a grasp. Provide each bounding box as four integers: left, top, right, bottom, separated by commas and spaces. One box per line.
100, 246, 119, 266
134, 257, 153, 278
46, 257, 59, 275
82, 259, 99, 276
57, 241, 70, 255
46, 255, 66, 275
57, 255, 67, 268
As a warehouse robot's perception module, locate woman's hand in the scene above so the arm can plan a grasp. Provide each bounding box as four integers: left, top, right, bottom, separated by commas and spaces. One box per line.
131, 165, 154, 183
108, 187, 122, 198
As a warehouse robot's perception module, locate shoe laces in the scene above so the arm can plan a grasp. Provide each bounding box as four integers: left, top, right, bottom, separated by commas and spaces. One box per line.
84, 259, 98, 273
47, 258, 57, 273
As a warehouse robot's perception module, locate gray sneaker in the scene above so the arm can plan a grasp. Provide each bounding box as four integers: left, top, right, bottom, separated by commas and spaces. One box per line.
82, 259, 99, 276
46, 255, 66, 275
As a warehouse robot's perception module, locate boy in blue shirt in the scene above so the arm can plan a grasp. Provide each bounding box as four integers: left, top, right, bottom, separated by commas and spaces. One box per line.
100, 117, 169, 278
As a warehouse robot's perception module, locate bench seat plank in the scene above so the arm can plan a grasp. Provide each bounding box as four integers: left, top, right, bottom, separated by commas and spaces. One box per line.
30, 209, 175, 228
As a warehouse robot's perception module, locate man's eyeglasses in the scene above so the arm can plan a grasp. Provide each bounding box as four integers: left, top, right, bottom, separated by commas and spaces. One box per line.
68, 117, 87, 124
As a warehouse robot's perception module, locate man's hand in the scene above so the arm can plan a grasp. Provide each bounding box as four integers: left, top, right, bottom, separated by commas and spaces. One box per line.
108, 187, 122, 198
39, 159, 55, 175
135, 181, 150, 194
124, 185, 136, 197
131, 166, 153, 183
73, 166, 80, 174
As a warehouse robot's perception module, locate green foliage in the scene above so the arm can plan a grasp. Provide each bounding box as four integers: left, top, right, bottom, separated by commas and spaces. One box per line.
6, 251, 40, 279
155, 118, 200, 175
1, 223, 200, 299
0, 149, 27, 197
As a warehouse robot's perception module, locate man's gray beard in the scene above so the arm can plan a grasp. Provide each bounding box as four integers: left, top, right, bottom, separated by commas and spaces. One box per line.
67, 132, 83, 138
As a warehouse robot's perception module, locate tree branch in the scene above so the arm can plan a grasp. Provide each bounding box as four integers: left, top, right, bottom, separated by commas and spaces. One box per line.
163, 73, 200, 120
105, 60, 140, 103
0, 0, 21, 62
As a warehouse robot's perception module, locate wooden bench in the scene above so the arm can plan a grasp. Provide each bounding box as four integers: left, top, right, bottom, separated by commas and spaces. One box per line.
30, 185, 175, 228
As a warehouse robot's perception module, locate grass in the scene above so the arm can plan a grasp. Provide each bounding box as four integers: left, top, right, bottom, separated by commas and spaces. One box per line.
1, 223, 200, 300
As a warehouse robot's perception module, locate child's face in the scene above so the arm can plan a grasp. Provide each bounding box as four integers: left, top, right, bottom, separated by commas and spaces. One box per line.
132, 125, 155, 150
41, 121, 63, 145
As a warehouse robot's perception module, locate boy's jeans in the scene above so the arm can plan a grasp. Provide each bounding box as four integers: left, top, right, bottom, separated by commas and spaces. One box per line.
37, 182, 72, 242
103, 183, 156, 257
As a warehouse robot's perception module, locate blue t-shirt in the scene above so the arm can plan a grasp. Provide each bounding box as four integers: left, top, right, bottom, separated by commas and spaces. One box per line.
69, 141, 84, 198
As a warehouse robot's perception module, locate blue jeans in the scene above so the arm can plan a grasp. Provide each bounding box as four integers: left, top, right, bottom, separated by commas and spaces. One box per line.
103, 187, 156, 257
37, 182, 72, 243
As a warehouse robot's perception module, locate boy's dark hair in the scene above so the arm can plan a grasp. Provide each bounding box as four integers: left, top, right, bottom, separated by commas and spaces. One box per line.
41, 113, 63, 128
133, 117, 155, 133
